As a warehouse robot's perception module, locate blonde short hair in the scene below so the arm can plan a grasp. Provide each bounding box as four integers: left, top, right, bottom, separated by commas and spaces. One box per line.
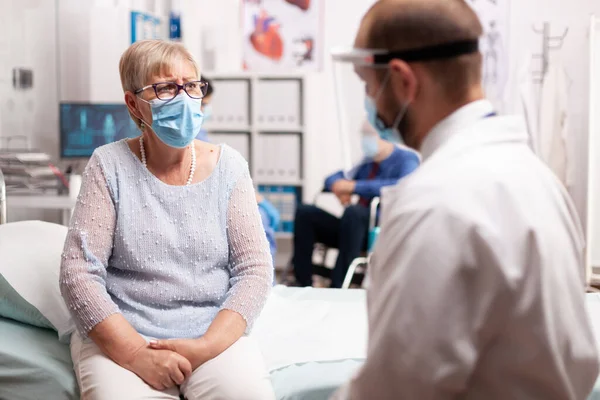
119, 40, 200, 129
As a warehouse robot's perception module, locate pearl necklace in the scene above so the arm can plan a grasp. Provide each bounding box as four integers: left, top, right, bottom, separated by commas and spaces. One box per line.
139, 136, 196, 186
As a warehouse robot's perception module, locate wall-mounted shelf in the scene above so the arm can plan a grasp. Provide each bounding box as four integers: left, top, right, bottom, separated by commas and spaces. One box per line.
205, 73, 306, 238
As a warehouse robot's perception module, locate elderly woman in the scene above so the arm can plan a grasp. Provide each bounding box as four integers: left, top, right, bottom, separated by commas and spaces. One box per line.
59, 40, 274, 399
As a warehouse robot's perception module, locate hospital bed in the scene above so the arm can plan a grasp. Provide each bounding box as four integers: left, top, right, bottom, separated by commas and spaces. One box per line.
0, 286, 367, 400
1, 214, 600, 399
4, 289, 600, 399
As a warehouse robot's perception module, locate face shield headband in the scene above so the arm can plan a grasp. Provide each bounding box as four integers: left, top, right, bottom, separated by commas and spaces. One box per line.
330, 39, 479, 169
331, 39, 479, 66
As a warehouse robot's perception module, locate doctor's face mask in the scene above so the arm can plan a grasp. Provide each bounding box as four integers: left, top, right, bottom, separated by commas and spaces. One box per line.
332, 39, 480, 150
364, 71, 411, 146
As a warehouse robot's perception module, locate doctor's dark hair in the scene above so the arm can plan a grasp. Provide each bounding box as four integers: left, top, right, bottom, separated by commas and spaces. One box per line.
361, 0, 483, 102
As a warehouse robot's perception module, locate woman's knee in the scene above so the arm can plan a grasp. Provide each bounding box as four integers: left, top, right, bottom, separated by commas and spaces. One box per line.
185, 378, 275, 400
183, 337, 275, 400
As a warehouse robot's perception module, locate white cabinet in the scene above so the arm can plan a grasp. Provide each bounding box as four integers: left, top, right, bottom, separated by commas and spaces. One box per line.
256, 79, 302, 131
208, 132, 250, 161
254, 133, 301, 185
205, 79, 251, 130
204, 73, 305, 186
204, 73, 306, 240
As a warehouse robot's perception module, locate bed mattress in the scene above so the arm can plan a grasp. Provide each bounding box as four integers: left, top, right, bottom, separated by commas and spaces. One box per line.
2, 289, 598, 400
0, 286, 367, 400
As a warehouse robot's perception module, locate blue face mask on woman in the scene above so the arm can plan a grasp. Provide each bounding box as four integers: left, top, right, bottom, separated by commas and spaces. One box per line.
142, 93, 204, 148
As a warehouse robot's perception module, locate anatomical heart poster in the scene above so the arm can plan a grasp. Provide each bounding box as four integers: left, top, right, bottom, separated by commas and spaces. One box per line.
242, 0, 323, 71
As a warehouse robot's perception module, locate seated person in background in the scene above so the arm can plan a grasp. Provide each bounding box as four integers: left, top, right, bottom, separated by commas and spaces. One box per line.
196, 77, 279, 269
292, 124, 420, 288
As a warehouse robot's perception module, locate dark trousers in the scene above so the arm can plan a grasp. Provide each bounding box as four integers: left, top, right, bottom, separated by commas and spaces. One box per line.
292, 204, 369, 288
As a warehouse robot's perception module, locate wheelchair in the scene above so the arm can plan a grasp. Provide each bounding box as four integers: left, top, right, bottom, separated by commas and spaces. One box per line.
288, 192, 380, 289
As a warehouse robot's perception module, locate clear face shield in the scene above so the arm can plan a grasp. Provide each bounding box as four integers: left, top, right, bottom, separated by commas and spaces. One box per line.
331, 47, 388, 173
330, 40, 481, 171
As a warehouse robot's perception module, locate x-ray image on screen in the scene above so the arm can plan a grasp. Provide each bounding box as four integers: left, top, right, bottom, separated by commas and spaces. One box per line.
60, 103, 140, 158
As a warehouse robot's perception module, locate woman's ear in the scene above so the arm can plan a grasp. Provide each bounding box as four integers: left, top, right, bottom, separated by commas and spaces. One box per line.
125, 91, 143, 120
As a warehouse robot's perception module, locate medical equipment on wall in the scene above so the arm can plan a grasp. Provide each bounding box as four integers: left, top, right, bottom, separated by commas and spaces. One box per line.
586, 15, 600, 285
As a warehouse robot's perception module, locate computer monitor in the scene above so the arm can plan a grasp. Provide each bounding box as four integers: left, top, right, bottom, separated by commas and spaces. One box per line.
60, 103, 140, 158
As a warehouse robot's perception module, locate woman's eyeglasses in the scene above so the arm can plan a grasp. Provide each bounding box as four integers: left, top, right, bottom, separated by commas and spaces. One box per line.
134, 80, 209, 101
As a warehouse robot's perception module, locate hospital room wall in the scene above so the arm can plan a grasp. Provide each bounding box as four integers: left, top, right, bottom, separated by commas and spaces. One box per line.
59, 0, 169, 104
0, 0, 59, 159
506, 0, 600, 229
0, 0, 60, 222
179, 0, 378, 203
2, 0, 599, 224
182, 0, 600, 222
0, 0, 165, 155
0, 0, 163, 223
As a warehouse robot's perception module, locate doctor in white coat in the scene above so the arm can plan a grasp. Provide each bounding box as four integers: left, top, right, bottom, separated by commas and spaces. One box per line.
333, 0, 599, 399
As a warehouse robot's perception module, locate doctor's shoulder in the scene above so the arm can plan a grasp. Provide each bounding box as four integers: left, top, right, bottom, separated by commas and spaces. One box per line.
381, 174, 488, 230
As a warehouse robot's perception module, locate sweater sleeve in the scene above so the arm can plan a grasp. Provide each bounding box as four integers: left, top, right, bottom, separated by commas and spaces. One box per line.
324, 170, 345, 192
221, 163, 273, 332
59, 153, 120, 337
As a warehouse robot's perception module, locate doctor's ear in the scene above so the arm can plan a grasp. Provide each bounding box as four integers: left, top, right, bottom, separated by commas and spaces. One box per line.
388, 59, 418, 103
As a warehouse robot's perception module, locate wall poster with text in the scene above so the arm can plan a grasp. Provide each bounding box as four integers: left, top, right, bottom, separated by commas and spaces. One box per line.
242, 0, 323, 72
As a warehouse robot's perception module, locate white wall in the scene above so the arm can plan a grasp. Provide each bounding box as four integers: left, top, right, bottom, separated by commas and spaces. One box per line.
59, 0, 169, 104
0, 0, 62, 223
2, 0, 598, 225
0, 0, 59, 158
507, 0, 600, 229
181, 0, 600, 223
181, 0, 376, 201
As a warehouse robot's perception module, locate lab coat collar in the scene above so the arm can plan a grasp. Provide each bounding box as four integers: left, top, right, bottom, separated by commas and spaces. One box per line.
419, 99, 495, 161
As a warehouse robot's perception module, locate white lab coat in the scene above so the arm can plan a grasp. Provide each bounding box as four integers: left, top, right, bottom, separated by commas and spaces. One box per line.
539, 58, 570, 187
333, 100, 599, 400
504, 51, 539, 153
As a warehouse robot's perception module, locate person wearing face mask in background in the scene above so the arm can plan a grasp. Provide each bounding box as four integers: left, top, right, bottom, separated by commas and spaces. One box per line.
290, 121, 419, 288
332, 0, 599, 398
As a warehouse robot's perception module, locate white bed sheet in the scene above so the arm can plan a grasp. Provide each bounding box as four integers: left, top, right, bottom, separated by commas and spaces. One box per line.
4, 287, 600, 399
0, 286, 367, 400
254, 286, 368, 372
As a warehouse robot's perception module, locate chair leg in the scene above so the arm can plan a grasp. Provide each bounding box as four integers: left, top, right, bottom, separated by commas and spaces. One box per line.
342, 257, 368, 289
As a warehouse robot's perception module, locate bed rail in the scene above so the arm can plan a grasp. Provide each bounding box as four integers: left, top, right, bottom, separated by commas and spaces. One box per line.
0, 167, 6, 224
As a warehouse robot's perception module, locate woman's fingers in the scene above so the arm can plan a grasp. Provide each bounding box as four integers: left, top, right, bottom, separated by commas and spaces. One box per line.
178, 356, 193, 378
161, 376, 176, 389
170, 367, 186, 385
149, 340, 174, 351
